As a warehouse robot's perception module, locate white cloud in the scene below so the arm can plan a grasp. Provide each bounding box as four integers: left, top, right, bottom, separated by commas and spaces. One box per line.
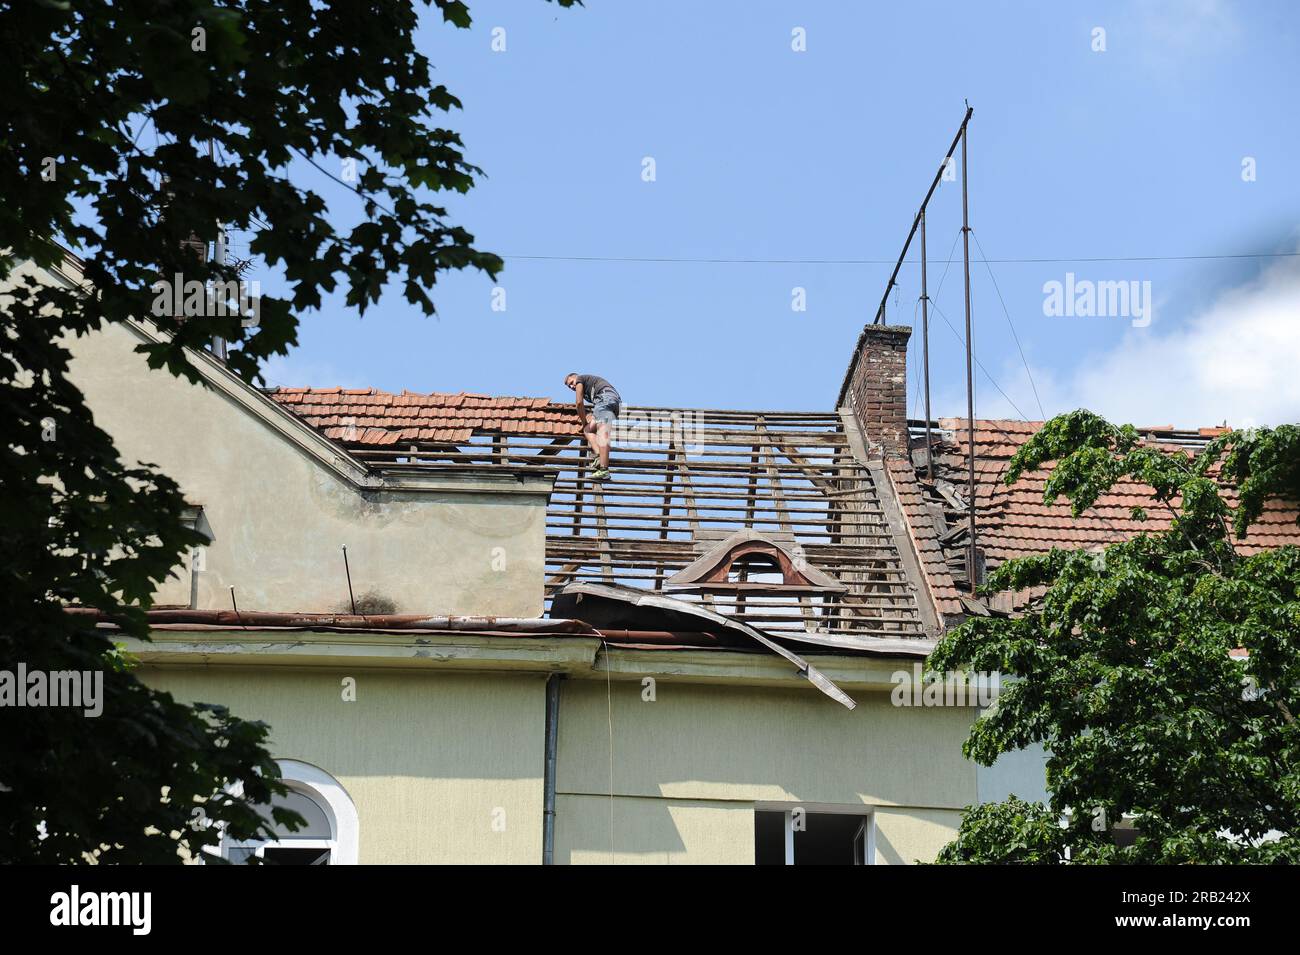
929, 252, 1300, 429
1063, 252, 1300, 428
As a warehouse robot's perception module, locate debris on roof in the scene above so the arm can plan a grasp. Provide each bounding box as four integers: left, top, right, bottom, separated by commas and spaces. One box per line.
267, 398, 932, 647
880, 456, 966, 619
551, 581, 859, 708
902, 418, 1300, 611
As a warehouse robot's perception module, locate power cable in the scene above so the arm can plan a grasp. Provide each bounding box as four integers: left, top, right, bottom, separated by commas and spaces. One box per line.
929, 300, 1031, 421
971, 230, 1046, 419
499, 250, 1299, 266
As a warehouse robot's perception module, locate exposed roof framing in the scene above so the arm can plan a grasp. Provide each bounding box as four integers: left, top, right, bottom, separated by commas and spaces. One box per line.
266, 390, 930, 646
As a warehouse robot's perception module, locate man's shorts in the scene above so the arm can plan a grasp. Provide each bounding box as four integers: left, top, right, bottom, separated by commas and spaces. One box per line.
591, 390, 621, 426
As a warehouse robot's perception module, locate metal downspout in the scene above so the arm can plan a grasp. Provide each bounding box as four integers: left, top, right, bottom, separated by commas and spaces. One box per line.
542, 672, 563, 864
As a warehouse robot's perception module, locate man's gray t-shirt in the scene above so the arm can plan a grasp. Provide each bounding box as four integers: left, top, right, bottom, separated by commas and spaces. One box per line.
576, 374, 619, 404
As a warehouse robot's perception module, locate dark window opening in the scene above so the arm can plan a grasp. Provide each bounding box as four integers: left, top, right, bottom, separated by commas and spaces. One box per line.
755, 810, 786, 865
754, 810, 871, 865
263, 846, 331, 866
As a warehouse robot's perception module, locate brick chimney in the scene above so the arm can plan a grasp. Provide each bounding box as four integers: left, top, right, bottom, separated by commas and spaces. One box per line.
837, 323, 910, 454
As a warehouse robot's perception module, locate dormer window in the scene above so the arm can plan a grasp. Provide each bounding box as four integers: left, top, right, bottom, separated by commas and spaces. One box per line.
727, 552, 783, 586
665, 529, 847, 596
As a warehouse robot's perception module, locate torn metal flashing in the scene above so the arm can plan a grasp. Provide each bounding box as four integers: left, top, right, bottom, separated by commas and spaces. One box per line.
552, 581, 859, 709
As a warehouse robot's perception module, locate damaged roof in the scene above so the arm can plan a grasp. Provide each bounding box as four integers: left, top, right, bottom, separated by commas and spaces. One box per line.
262, 387, 1299, 638
264, 392, 935, 645
906, 417, 1300, 603
552, 581, 862, 707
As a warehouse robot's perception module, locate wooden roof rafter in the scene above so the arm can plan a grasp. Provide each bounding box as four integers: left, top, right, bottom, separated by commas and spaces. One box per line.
294, 405, 928, 645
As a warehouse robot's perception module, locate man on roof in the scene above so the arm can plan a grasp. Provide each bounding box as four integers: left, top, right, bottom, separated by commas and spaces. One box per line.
564, 372, 621, 481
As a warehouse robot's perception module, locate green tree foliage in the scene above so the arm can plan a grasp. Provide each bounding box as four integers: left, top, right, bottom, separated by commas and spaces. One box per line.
932, 411, 1300, 864
1, 0, 574, 863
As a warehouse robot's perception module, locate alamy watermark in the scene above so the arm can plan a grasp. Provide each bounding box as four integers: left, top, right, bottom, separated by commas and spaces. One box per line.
50, 885, 151, 935
1043, 272, 1151, 328
0, 664, 103, 717
151, 273, 261, 327
610, 409, 708, 455
890, 663, 1000, 707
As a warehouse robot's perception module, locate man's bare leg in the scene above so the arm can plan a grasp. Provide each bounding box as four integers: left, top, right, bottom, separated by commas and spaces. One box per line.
581, 419, 602, 471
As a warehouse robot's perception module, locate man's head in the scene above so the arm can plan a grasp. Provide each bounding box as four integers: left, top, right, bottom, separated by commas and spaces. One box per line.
564, 373, 578, 390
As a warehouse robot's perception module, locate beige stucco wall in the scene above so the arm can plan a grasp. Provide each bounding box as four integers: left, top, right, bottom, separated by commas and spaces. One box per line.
558, 799, 964, 865
555, 794, 757, 864
144, 665, 547, 864
142, 658, 977, 865
554, 678, 973, 864
57, 297, 549, 617
874, 807, 965, 864
557, 678, 975, 806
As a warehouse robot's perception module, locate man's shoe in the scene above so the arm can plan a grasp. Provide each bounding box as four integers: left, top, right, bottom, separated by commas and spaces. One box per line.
591, 467, 610, 481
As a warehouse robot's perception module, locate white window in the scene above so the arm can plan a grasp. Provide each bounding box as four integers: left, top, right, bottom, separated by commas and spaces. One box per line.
754, 805, 874, 865
220, 760, 358, 865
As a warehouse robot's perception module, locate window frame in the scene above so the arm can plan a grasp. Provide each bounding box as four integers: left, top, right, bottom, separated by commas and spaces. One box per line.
754, 802, 876, 865
217, 759, 359, 866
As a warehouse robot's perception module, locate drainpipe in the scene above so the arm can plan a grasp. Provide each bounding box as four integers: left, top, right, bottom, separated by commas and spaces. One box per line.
542, 673, 563, 865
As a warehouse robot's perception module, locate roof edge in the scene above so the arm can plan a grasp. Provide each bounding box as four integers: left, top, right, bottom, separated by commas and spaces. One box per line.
43, 255, 553, 499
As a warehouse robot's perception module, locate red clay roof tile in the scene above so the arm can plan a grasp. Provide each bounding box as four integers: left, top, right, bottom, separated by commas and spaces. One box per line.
923, 418, 1300, 578
264, 387, 581, 447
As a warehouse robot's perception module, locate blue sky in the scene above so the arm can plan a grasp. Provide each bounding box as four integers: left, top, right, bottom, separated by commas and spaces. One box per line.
246, 0, 1300, 428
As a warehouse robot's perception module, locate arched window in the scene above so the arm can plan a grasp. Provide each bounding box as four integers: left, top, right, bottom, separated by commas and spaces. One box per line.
666, 529, 848, 596
726, 552, 784, 586
220, 760, 358, 865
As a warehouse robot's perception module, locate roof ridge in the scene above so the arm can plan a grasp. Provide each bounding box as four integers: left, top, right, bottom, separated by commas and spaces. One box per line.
263, 385, 561, 403
928, 417, 1235, 433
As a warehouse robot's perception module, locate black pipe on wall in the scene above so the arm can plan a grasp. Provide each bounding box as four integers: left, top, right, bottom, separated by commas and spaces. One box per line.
542, 673, 563, 865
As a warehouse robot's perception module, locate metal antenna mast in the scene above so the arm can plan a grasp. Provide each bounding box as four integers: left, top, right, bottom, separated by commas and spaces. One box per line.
874, 105, 972, 327
209, 139, 228, 360
871, 104, 979, 587
960, 106, 978, 592
920, 207, 933, 481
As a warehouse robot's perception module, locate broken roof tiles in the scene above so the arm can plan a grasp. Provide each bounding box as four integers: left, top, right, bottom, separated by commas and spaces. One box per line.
265, 384, 1299, 634
882, 456, 965, 619
913, 418, 1300, 583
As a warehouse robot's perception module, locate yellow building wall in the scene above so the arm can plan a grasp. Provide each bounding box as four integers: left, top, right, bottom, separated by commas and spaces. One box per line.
143, 665, 547, 864
557, 678, 975, 805
55, 295, 548, 617
555, 796, 965, 865
555, 795, 756, 865
554, 679, 974, 864
143, 663, 976, 865
874, 807, 965, 865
